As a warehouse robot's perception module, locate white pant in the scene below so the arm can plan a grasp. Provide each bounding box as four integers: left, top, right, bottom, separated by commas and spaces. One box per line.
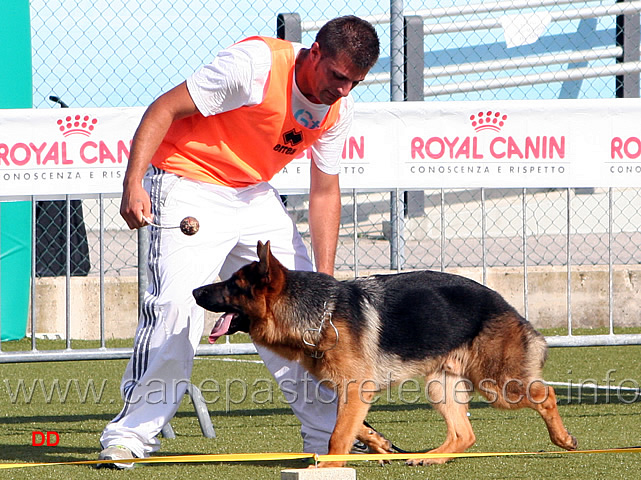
100, 168, 337, 457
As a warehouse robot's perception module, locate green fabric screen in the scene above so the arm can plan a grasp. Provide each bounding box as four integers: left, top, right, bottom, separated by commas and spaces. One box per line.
0, 0, 33, 341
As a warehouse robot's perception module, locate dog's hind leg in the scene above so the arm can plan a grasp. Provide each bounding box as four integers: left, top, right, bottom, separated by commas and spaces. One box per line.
516, 380, 578, 451
406, 371, 476, 466
476, 375, 577, 450
470, 333, 578, 450
471, 315, 577, 452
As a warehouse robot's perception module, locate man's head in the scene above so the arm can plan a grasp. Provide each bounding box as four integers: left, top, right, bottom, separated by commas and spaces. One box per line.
315, 15, 380, 72
298, 16, 380, 105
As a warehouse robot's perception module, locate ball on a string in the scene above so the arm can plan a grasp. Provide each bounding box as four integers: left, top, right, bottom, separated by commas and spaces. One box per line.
180, 216, 200, 236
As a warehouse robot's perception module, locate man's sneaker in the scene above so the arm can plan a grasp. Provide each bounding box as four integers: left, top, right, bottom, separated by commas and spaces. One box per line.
96, 445, 137, 469
350, 440, 373, 454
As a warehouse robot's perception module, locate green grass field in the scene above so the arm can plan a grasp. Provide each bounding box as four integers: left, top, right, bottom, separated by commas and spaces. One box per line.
0, 336, 640, 479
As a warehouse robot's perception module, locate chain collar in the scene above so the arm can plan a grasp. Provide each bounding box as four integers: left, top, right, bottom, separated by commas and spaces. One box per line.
302, 301, 339, 358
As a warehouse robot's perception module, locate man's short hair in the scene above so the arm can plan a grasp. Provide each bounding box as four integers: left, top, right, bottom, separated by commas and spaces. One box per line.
315, 15, 380, 71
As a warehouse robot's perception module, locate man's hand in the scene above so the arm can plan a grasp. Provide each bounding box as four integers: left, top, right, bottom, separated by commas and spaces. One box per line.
120, 180, 151, 230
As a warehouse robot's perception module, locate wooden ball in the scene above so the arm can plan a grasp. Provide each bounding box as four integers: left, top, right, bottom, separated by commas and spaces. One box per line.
180, 216, 199, 235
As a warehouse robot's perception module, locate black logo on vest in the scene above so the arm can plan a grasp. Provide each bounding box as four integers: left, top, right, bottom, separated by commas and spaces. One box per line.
273, 129, 303, 155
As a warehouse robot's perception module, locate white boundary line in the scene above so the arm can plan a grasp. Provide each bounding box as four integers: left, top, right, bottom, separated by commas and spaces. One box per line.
195, 357, 264, 364
548, 381, 641, 393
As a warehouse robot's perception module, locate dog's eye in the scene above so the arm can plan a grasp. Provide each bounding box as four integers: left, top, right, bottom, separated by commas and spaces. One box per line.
230, 283, 253, 299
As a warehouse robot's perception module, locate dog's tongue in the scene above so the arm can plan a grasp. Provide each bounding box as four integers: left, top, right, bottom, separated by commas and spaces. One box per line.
208, 313, 235, 344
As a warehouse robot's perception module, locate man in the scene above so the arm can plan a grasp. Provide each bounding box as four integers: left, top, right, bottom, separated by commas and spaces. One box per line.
97, 15, 380, 469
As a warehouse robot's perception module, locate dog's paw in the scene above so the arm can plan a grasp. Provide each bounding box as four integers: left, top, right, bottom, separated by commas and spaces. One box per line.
567, 433, 578, 450
356, 425, 394, 454
405, 456, 450, 467
310, 461, 347, 469
553, 430, 578, 451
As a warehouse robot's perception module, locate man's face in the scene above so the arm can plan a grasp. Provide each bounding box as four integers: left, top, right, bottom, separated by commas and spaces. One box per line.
307, 44, 369, 105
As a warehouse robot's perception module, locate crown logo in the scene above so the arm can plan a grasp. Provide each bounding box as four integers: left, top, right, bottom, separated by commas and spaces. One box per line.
57, 115, 98, 137
469, 111, 507, 132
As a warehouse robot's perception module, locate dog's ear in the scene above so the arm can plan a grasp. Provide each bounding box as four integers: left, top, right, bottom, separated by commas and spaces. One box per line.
257, 240, 272, 279
256, 241, 287, 290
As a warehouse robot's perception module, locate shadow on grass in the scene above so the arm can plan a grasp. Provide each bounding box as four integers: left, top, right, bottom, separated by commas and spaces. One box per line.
0, 413, 117, 424
0, 444, 98, 464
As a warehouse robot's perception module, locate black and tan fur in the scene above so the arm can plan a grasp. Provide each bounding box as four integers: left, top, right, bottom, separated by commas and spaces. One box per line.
193, 241, 577, 467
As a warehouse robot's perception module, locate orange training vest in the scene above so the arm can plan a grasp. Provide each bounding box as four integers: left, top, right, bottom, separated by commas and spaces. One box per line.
152, 36, 342, 187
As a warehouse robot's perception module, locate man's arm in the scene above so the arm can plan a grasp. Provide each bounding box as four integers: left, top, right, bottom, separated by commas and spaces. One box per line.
120, 81, 199, 229
308, 161, 341, 275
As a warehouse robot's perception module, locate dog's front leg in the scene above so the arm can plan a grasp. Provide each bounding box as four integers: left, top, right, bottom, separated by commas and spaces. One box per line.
314, 380, 374, 468
356, 422, 394, 465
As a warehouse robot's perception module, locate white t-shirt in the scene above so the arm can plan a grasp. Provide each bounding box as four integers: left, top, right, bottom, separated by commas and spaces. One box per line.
186, 39, 354, 175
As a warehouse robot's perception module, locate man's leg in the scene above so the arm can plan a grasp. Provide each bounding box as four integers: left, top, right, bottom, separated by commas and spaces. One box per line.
220, 184, 338, 454
100, 171, 237, 461
99, 302, 204, 459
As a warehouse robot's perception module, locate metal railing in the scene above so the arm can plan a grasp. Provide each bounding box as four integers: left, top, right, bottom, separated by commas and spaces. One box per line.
2, 185, 641, 364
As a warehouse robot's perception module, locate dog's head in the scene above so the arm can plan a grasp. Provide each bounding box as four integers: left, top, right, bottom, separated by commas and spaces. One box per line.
193, 240, 287, 335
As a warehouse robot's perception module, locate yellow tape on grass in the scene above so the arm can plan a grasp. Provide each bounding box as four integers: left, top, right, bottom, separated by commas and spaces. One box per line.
1, 447, 639, 469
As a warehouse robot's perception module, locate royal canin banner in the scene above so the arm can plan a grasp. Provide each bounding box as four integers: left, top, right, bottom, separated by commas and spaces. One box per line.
1, 99, 640, 199
0, 107, 142, 199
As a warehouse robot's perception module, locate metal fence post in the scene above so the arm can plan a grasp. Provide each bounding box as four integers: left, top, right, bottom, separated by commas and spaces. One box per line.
522, 190, 528, 320
99, 194, 106, 349
277, 13, 301, 42
390, 0, 405, 269
616, 0, 640, 98
403, 15, 426, 221
404, 15, 423, 102
566, 188, 573, 334
608, 188, 614, 334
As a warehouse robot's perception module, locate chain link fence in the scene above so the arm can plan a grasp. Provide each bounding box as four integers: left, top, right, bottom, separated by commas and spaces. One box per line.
29, 0, 640, 278
18, 187, 641, 277
12, 1, 639, 349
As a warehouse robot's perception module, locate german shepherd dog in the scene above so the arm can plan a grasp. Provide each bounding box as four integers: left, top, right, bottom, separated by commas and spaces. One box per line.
193, 241, 577, 467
